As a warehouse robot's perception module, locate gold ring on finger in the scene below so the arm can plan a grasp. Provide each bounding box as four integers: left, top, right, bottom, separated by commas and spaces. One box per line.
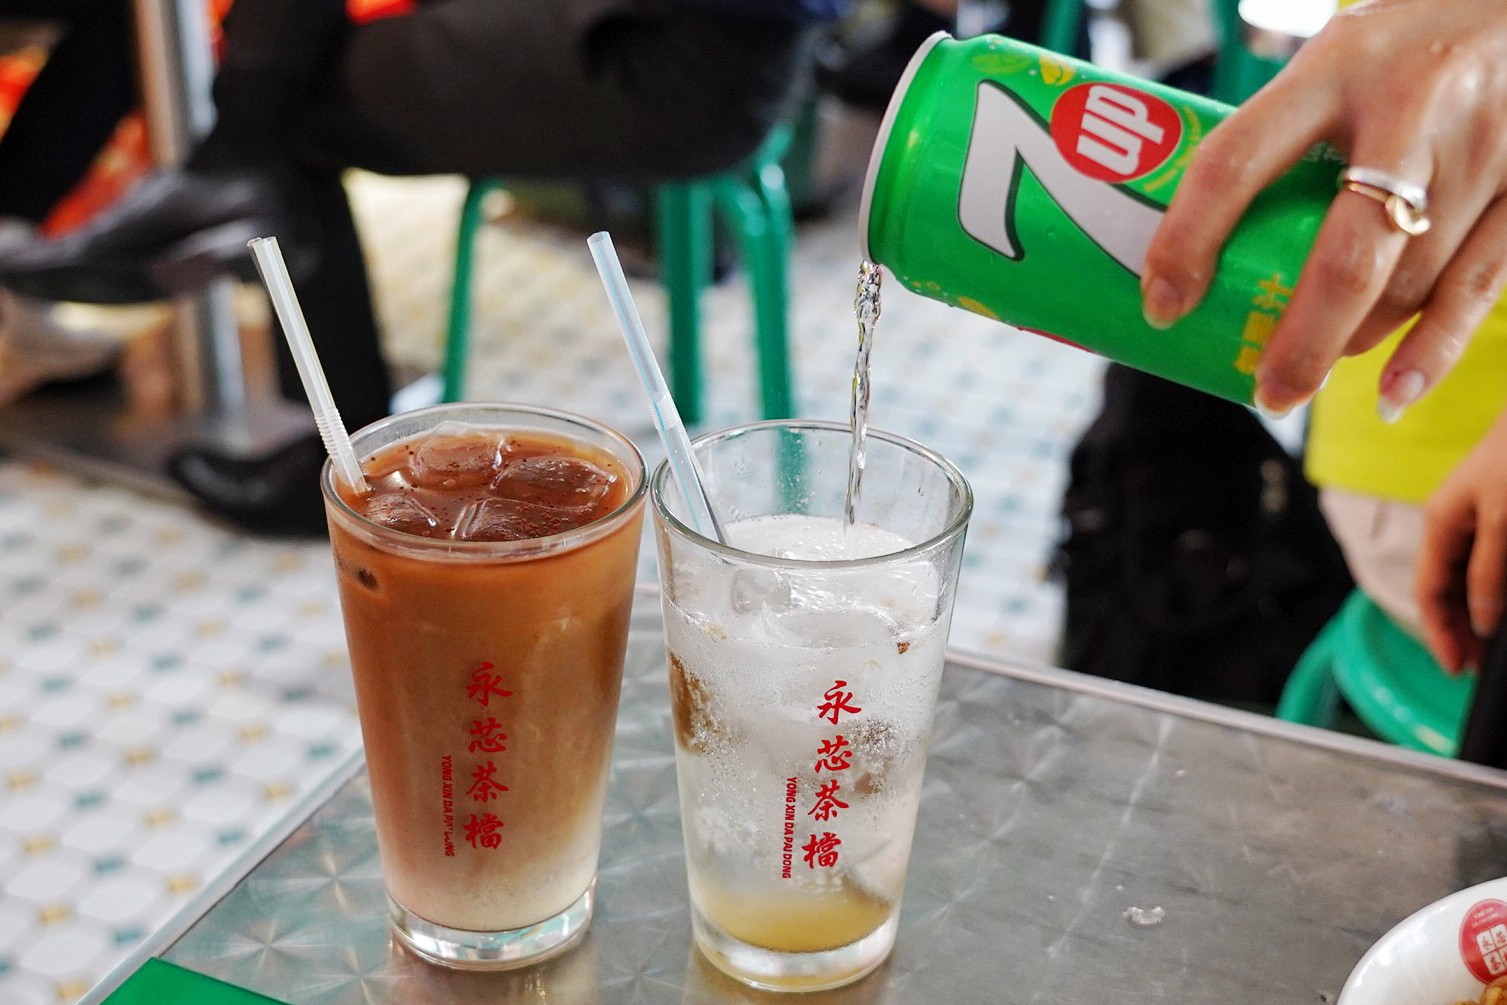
1337, 166, 1432, 237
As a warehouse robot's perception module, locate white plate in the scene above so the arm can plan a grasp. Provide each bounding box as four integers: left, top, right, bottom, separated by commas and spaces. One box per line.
1341, 877, 1507, 1004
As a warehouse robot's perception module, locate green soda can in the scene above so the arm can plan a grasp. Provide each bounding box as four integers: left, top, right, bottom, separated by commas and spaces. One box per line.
859, 31, 1342, 405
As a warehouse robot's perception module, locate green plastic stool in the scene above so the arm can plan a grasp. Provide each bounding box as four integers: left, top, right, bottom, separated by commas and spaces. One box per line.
442, 124, 797, 424
1039, 0, 1285, 104
1039, 0, 1086, 59
1276, 590, 1476, 757
1206, 0, 1287, 105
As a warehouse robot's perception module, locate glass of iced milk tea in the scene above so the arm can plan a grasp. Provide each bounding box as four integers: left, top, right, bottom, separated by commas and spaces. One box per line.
321, 402, 646, 969
652, 420, 972, 991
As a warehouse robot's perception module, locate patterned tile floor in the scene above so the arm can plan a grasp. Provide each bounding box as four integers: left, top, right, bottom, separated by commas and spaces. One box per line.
0, 166, 1106, 1004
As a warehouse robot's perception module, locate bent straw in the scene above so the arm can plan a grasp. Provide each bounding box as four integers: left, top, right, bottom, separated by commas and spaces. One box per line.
247, 237, 370, 495
587, 231, 724, 542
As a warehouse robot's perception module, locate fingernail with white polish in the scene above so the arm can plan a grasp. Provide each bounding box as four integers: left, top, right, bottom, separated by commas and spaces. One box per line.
1253, 378, 1298, 420
1142, 276, 1182, 330
1254, 398, 1292, 422
1377, 369, 1426, 424
1470, 602, 1500, 641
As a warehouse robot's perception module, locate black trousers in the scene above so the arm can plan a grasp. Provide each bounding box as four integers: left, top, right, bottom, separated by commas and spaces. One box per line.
0, 0, 821, 431
0, 1, 135, 224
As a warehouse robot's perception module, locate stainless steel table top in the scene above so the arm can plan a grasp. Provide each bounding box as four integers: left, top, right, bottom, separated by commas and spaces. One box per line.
145, 590, 1507, 1003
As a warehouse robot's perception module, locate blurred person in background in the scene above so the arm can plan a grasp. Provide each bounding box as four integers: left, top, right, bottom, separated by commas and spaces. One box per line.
0, 5, 133, 403
0, 0, 846, 535
1304, 299, 1507, 676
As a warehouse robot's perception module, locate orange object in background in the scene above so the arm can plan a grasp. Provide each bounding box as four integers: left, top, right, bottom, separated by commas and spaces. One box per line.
39, 114, 152, 238
0, 40, 134, 237
0, 43, 45, 130
349, 0, 417, 21
0, 0, 412, 238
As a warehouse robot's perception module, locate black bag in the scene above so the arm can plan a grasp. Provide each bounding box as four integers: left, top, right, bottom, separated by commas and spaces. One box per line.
1052, 365, 1354, 707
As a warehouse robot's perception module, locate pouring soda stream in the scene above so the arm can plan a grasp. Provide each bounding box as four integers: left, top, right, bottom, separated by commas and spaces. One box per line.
846, 260, 882, 553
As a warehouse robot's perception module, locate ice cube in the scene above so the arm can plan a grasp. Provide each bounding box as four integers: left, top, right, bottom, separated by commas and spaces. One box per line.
730, 567, 791, 614
407, 422, 506, 488
769, 607, 900, 649
361, 493, 441, 536
491, 455, 614, 513
453, 497, 578, 542
369, 469, 413, 494
1123, 905, 1166, 927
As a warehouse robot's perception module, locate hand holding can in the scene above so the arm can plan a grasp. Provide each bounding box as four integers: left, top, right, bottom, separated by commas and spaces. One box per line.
860, 32, 1340, 407
1142, 0, 1507, 418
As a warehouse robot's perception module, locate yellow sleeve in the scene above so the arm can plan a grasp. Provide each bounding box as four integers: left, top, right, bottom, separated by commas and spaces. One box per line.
1305, 297, 1507, 504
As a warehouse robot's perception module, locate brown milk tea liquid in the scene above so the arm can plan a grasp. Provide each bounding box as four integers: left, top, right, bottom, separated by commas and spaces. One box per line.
326, 421, 644, 932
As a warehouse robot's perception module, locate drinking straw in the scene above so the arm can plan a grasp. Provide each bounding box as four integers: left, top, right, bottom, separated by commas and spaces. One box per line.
587, 231, 724, 542
246, 237, 370, 495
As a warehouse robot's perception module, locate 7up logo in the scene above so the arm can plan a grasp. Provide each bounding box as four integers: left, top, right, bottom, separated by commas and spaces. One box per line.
958, 81, 1183, 276
1052, 82, 1182, 181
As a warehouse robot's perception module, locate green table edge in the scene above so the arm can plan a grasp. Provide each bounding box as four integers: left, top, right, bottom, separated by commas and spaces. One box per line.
102, 958, 288, 1005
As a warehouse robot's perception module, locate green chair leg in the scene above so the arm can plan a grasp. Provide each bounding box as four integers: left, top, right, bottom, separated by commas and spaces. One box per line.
755, 154, 795, 420
1040, 0, 1084, 56
452, 124, 799, 424
1039, 0, 1284, 106
1210, 0, 1288, 104
746, 127, 796, 420
656, 181, 715, 425
713, 156, 794, 420
655, 121, 797, 424
443, 179, 503, 404
780, 93, 821, 216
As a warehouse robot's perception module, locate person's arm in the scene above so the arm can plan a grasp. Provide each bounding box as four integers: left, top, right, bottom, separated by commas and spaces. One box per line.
1140, 0, 1507, 418
1416, 405, 1507, 673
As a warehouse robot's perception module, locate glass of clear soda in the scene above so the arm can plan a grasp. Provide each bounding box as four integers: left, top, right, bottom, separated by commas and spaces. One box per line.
650, 420, 972, 991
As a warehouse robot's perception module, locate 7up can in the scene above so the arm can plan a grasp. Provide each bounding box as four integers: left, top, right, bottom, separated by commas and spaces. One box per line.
859, 32, 1342, 405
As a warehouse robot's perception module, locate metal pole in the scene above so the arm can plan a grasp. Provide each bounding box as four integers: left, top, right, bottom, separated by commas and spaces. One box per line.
132, 0, 248, 426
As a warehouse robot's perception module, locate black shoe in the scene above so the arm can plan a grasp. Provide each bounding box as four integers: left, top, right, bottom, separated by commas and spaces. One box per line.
0, 168, 311, 305
167, 433, 330, 538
